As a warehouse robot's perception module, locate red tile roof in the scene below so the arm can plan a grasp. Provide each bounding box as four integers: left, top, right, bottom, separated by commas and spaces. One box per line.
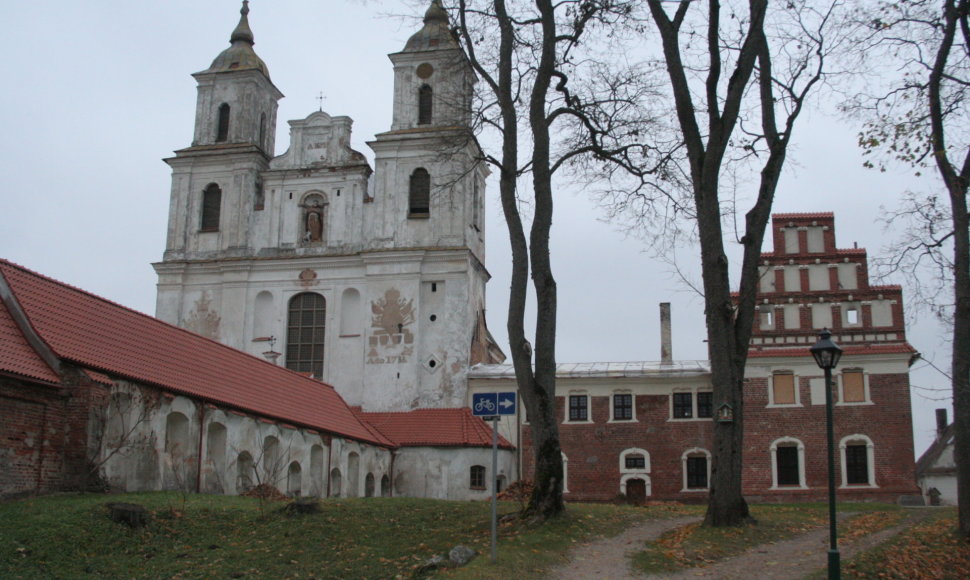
0, 299, 60, 384
0, 259, 391, 447
361, 408, 515, 450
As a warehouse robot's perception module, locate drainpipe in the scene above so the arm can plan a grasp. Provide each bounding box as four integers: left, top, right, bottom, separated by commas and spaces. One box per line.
195, 404, 207, 493
326, 436, 335, 498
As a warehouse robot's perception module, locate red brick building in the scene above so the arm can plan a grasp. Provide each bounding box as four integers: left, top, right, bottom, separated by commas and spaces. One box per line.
470, 213, 920, 502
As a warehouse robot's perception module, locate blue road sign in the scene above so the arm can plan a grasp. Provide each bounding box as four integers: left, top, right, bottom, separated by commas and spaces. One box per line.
496, 392, 516, 415
472, 393, 498, 416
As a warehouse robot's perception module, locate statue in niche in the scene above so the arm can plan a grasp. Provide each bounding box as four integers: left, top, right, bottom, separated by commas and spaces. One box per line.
300, 194, 326, 244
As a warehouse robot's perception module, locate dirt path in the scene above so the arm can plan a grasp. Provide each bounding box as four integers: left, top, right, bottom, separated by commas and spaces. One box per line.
548, 509, 932, 580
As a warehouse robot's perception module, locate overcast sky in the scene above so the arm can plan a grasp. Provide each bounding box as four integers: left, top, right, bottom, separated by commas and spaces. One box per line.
0, 0, 953, 455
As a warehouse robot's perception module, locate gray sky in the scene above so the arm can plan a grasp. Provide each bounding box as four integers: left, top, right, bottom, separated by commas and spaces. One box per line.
0, 0, 952, 455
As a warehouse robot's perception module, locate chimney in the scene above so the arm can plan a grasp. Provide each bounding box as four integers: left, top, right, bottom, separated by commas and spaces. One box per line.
660, 302, 672, 364
936, 408, 949, 440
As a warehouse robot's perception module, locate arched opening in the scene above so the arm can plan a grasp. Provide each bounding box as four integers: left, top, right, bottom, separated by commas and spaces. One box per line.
346, 452, 360, 497
418, 84, 433, 125
330, 468, 342, 497
287, 461, 302, 497
409, 168, 431, 216
286, 293, 326, 378
300, 193, 327, 244
236, 451, 254, 493
681, 448, 711, 491
310, 444, 324, 498
216, 103, 230, 142
380, 474, 390, 497
364, 473, 375, 497
205, 422, 228, 493
262, 435, 280, 487
340, 288, 362, 336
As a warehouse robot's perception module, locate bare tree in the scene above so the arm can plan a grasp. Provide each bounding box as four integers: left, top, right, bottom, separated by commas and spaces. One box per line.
451, 0, 654, 520
846, 0, 970, 536
593, 0, 843, 526
86, 386, 156, 491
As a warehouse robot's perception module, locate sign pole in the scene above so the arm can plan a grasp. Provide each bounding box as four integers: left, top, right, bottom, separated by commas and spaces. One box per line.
491, 415, 498, 563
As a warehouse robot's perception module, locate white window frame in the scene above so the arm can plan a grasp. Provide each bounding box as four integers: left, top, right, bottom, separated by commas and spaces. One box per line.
839, 434, 877, 488
564, 391, 592, 424
767, 371, 801, 407
609, 390, 636, 423
837, 369, 872, 405
770, 437, 807, 489
681, 447, 711, 492
619, 448, 651, 497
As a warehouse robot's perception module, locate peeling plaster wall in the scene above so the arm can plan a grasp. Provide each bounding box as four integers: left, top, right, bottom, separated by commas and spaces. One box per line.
391, 447, 515, 501
96, 383, 391, 498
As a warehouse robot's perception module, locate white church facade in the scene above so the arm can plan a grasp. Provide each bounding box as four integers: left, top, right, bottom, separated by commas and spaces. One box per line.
153, 0, 503, 415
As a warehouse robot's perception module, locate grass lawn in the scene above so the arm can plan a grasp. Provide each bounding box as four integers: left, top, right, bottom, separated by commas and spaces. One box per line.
0, 492, 692, 579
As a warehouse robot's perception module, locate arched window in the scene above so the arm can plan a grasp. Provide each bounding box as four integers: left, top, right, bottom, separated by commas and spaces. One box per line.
201, 183, 222, 232
310, 444, 325, 498
365, 473, 376, 497
330, 468, 342, 497
286, 293, 326, 378
409, 168, 431, 216
770, 437, 807, 489
470, 465, 486, 490
380, 474, 391, 497
681, 448, 711, 491
216, 103, 230, 142
205, 422, 227, 493
418, 84, 433, 125
840, 434, 876, 487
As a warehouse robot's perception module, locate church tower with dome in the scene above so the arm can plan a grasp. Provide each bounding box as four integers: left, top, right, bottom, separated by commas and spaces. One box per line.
154, 1, 504, 412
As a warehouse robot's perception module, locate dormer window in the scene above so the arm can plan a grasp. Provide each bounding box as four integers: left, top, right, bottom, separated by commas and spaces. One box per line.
418, 85, 433, 125
216, 103, 230, 142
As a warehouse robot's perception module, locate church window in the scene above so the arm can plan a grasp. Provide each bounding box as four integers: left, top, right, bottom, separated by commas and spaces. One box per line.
625, 454, 646, 469
216, 103, 230, 142
470, 465, 486, 490
258, 112, 266, 149
418, 84, 433, 125
286, 293, 326, 378
201, 183, 222, 232
409, 168, 431, 216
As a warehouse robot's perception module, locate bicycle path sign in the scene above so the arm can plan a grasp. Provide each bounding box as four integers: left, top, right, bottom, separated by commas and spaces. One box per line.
472, 392, 516, 417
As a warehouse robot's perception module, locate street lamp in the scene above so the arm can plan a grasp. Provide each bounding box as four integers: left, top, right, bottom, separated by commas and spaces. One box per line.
811, 328, 843, 580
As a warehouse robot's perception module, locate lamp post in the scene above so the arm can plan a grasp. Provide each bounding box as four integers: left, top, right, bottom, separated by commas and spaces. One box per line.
810, 328, 843, 580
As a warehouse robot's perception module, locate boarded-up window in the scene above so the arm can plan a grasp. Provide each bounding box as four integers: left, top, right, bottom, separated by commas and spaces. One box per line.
784, 304, 801, 330
837, 263, 858, 290
773, 373, 796, 405
807, 227, 824, 253
784, 228, 799, 254
808, 265, 829, 290
784, 266, 801, 292
409, 168, 431, 215
201, 183, 222, 232
843, 370, 865, 403
812, 303, 833, 329
871, 300, 893, 327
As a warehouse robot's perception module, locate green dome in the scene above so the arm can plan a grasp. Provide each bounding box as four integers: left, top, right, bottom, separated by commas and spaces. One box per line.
203, 1, 270, 77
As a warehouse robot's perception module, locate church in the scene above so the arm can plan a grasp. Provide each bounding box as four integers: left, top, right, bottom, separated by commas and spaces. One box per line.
0, 1, 920, 504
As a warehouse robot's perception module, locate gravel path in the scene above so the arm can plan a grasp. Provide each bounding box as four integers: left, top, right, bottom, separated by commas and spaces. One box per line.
547, 509, 932, 580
